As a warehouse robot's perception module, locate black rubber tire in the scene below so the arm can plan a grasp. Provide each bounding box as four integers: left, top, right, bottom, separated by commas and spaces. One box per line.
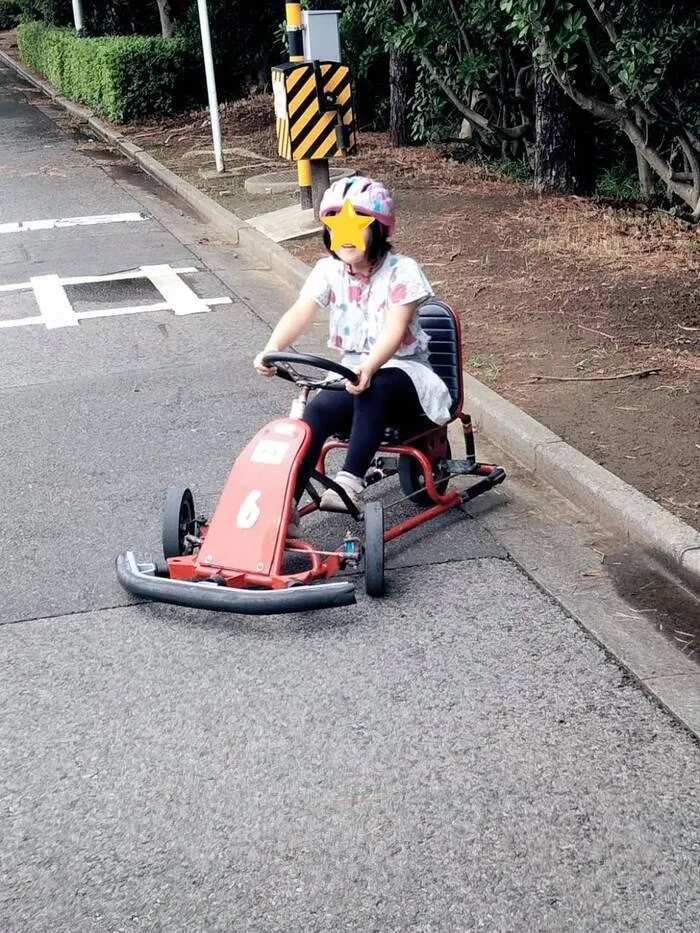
398, 441, 452, 508
364, 501, 385, 598
162, 486, 195, 560
153, 558, 170, 578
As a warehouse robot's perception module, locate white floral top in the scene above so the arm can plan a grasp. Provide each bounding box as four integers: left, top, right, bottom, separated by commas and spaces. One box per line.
300, 252, 453, 425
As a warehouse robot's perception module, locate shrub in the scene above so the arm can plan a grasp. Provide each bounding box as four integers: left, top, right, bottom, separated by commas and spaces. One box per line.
0, 0, 21, 30
16, 21, 193, 122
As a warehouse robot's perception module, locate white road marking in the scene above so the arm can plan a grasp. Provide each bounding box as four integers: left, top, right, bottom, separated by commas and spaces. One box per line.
0, 265, 232, 330
0, 266, 198, 292
31, 274, 78, 329
142, 264, 212, 316
76, 297, 232, 321
0, 212, 147, 234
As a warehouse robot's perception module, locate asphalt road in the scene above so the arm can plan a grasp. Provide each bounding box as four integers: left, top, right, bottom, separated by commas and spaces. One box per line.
2, 63, 700, 933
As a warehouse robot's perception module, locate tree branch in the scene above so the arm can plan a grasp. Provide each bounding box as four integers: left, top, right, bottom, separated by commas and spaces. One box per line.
585, 0, 618, 43
447, 0, 471, 56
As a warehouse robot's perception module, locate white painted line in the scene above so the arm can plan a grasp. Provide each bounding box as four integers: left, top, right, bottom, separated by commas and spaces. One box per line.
31, 275, 78, 329
0, 316, 43, 329
0, 297, 232, 329
60, 267, 197, 286
0, 267, 197, 293
0, 212, 147, 234
142, 264, 211, 315
0, 281, 31, 293
75, 296, 232, 321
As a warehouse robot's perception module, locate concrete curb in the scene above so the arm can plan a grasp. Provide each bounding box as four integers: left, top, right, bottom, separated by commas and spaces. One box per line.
3, 48, 698, 592
464, 376, 700, 588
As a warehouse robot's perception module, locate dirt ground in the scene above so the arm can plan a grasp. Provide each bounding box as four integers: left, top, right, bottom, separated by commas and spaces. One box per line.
2, 31, 698, 531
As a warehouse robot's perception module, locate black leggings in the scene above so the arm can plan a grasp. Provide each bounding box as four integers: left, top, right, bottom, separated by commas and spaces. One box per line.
295, 367, 426, 500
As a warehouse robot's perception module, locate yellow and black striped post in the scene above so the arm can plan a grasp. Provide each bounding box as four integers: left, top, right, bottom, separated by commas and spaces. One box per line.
273, 62, 356, 162
285, 2, 312, 210
272, 59, 358, 218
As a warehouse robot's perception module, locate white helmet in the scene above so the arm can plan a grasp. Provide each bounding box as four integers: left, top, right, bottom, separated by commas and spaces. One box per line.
319, 175, 396, 235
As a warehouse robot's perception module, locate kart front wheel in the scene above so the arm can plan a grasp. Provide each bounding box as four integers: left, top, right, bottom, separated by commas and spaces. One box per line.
162, 485, 195, 559
364, 501, 385, 598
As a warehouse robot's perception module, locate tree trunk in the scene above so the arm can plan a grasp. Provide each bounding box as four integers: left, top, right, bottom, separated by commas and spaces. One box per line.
389, 49, 413, 147
534, 60, 594, 195
156, 0, 174, 39
634, 117, 654, 198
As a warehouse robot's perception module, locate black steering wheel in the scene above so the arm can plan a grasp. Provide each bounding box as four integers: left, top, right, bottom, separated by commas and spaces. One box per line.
262, 351, 359, 390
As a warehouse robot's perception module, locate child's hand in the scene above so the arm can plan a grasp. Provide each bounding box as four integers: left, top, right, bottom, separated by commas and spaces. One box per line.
346, 362, 374, 395
254, 351, 276, 376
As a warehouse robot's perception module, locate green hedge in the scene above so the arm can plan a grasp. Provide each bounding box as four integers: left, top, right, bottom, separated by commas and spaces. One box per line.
0, 1, 22, 30
16, 21, 192, 122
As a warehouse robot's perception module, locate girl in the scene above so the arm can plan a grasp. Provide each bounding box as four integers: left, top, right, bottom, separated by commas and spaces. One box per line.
253, 175, 452, 529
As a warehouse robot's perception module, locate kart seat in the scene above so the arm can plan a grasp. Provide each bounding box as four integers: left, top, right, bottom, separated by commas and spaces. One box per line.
381, 299, 463, 443
418, 298, 462, 417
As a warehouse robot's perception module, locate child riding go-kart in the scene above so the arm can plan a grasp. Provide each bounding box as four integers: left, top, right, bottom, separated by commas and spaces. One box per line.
117, 175, 505, 614
115, 300, 505, 614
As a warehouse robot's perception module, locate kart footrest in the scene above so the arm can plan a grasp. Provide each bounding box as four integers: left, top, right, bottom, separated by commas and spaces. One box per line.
442, 458, 481, 476
458, 466, 506, 502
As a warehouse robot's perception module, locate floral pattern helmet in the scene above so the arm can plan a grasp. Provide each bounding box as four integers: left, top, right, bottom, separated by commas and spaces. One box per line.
319, 175, 396, 235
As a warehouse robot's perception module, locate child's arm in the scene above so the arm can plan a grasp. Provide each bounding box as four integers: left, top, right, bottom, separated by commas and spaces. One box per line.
346, 301, 419, 394
254, 295, 319, 374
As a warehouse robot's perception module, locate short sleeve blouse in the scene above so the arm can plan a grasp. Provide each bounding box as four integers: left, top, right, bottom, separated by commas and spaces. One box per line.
300, 253, 435, 358
298, 252, 453, 426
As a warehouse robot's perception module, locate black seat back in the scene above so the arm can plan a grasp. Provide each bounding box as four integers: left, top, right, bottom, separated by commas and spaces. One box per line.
419, 299, 462, 415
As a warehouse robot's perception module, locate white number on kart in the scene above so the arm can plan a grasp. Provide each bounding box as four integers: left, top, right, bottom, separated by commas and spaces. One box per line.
250, 440, 290, 465
237, 490, 262, 529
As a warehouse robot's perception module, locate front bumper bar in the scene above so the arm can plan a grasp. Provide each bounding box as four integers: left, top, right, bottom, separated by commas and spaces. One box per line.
116, 551, 356, 615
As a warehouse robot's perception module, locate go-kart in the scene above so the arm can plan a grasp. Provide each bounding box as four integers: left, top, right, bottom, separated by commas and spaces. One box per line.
116, 300, 505, 615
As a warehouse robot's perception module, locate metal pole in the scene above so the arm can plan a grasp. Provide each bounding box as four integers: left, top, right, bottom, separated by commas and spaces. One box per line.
286, 2, 312, 210
197, 0, 225, 174
71, 0, 84, 31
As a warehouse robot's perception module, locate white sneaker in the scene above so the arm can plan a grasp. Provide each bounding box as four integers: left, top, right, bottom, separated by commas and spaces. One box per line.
320, 470, 366, 512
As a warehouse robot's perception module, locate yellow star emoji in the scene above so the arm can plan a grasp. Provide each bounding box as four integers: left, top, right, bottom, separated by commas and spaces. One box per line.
322, 198, 375, 252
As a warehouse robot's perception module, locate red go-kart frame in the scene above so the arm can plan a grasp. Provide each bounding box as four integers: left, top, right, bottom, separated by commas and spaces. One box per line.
116, 300, 506, 614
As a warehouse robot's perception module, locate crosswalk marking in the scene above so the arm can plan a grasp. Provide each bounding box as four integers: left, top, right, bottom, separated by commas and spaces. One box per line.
142, 264, 212, 316
0, 212, 147, 234
31, 274, 79, 328
0, 265, 232, 330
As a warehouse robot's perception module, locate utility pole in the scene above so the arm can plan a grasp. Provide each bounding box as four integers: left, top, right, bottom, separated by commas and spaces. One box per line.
196, 0, 225, 174
285, 2, 313, 210
71, 0, 84, 31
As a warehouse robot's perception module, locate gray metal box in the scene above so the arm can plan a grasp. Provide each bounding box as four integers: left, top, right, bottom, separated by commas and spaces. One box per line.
302, 10, 342, 63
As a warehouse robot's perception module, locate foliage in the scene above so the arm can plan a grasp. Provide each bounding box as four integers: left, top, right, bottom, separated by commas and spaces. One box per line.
410, 61, 455, 143
0, 0, 21, 30
178, 0, 281, 98
16, 21, 192, 121
499, 0, 700, 215
350, 1, 535, 148
333, 0, 700, 213
495, 155, 533, 183
15, 0, 71, 26
596, 164, 642, 200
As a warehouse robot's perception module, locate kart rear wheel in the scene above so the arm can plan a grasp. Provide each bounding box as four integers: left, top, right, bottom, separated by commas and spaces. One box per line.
364, 501, 385, 598
398, 441, 452, 508
162, 485, 195, 560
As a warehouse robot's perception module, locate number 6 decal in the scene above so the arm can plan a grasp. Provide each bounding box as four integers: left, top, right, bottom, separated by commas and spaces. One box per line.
237, 490, 262, 529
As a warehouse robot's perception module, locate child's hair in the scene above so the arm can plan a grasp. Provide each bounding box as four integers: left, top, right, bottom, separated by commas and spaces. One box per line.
322, 220, 392, 264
